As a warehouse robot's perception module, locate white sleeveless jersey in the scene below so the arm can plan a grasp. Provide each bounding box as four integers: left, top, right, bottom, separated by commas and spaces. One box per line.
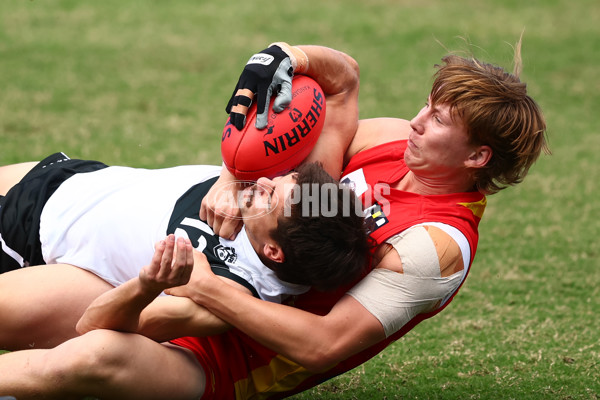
39, 165, 308, 303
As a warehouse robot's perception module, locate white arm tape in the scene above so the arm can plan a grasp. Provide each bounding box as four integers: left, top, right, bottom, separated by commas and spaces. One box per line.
348, 268, 462, 337
347, 225, 465, 338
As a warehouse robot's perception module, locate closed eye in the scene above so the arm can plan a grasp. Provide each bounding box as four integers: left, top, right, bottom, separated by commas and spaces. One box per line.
267, 185, 276, 211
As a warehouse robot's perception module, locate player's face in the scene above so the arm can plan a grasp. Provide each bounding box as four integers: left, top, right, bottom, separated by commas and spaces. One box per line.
241, 172, 297, 247
405, 98, 475, 179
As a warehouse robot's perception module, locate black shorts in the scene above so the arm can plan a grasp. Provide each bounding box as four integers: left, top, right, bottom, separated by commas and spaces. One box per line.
0, 152, 108, 273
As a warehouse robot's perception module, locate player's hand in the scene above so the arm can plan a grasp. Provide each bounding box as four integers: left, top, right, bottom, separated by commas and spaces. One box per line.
226, 44, 294, 130
200, 168, 244, 240
165, 250, 215, 302
139, 235, 194, 294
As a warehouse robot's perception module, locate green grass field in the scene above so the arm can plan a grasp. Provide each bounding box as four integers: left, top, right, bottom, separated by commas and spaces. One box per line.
1, 0, 599, 398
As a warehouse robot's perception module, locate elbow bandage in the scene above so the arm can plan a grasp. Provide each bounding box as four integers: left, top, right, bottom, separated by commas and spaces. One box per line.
347, 225, 466, 337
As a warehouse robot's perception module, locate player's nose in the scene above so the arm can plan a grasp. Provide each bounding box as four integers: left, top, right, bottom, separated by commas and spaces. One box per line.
256, 177, 275, 190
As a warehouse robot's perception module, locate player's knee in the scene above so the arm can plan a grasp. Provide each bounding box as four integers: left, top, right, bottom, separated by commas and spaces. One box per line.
44, 330, 133, 385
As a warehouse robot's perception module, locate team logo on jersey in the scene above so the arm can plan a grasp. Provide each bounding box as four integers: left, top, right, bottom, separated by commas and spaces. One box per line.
364, 202, 389, 234
214, 244, 237, 263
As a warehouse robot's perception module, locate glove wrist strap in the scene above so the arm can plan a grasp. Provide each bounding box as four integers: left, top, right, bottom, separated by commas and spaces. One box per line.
269, 42, 309, 74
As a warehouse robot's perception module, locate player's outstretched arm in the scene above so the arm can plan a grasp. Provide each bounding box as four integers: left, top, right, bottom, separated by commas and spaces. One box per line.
167, 250, 386, 372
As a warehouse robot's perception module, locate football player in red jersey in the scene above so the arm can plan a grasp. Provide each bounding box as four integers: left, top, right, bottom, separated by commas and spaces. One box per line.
0, 39, 547, 399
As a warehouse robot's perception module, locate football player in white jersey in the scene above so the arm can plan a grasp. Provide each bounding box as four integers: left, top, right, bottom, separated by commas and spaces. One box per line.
0, 155, 370, 350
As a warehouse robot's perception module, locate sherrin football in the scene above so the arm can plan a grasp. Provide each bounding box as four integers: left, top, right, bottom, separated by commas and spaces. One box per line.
221, 75, 326, 180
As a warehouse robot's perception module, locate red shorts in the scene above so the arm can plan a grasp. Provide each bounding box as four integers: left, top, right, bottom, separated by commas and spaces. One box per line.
170, 337, 233, 400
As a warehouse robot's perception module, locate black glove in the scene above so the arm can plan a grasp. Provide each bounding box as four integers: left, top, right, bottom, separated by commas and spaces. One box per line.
226, 45, 294, 130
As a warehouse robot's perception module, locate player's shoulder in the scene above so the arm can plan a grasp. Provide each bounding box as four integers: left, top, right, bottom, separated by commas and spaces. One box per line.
381, 224, 465, 278
345, 118, 411, 161
420, 225, 464, 277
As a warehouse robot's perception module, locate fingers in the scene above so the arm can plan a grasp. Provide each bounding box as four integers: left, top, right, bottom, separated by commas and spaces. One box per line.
164, 250, 210, 298
171, 237, 192, 274
255, 84, 271, 130
173, 236, 190, 266
147, 235, 193, 287
205, 210, 243, 240
176, 236, 194, 284
230, 88, 254, 113
273, 80, 293, 113
159, 235, 176, 276
147, 239, 167, 275
201, 195, 224, 238
229, 88, 254, 131
201, 181, 243, 240
163, 250, 207, 298
229, 112, 246, 132
216, 219, 243, 241
185, 241, 194, 268
148, 235, 175, 276
200, 197, 212, 229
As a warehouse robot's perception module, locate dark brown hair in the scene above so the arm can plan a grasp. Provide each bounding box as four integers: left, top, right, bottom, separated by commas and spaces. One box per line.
268, 162, 372, 291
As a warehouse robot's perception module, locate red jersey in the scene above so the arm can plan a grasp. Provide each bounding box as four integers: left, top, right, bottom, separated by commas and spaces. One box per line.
172, 140, 486, 399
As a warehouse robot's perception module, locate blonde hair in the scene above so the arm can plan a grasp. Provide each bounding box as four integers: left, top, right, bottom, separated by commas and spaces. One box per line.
430, 39, 549, 194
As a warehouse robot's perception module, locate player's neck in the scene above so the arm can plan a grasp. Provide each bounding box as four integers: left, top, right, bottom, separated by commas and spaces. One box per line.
395, 170, 476, 195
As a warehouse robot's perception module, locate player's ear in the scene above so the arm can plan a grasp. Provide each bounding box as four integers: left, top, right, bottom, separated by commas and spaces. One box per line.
263, 243, 285, 263
465, 145, 492, 169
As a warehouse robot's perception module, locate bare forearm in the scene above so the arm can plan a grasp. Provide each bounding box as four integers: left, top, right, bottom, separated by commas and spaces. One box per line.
76, 278, 157, 335
170, 266, 388, 371
298, 45, 360, 97
184, 278, 342, 371
77, 284, 232, 343
136, 296, 232, 342
298, 45, 360, 177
